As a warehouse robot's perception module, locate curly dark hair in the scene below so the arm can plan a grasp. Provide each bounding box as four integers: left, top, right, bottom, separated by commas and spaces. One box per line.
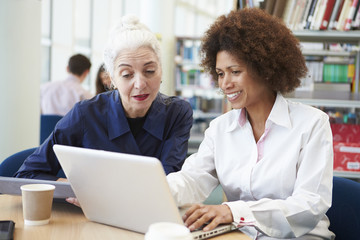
200, 8, 307, 94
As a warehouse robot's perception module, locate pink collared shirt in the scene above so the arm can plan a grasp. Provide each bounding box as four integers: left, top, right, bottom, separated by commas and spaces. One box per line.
41, 75, 93, 116
238, 108, 271, 163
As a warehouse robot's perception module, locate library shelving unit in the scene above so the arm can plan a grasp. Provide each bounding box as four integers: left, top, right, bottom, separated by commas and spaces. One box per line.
174, 36, 224, 116
288, 30, 360, 179
289, 30, 360, 114
174, 36, 226, 154
293, 30, 360, 92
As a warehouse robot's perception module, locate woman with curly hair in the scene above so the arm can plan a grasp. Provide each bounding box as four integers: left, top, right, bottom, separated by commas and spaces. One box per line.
167, 8, 334, 240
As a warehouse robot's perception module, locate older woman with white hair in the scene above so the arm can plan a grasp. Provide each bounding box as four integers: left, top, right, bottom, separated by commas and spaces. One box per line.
15, 15, 193, 181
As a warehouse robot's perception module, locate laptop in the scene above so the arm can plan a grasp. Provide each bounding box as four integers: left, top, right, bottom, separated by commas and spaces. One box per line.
53, 144, 238, 239
0, 176, 75, 199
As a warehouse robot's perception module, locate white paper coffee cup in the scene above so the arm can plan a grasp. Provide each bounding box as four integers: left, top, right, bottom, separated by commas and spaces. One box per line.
145, 222, 193, 240
21, 184, 55, 226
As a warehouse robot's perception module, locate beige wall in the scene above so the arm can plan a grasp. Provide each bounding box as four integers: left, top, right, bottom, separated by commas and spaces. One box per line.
0, 0, 41, 162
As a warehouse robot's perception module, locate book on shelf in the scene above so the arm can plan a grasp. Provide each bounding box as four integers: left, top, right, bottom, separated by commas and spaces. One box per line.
336, 0, 352, 30
283, 0, 298, 25
351, 1, 360, 28
323, 63, 350, 83
237, 0, 246, 9
305, 0, 319, 28
344, 0, 359, 30
309, 0, 322, 29
332, 0, 346, 28
272, 0, 287, 17
319, 0, 337, 29
299, 0, 315, 29
246, 0, 254, 8
323, 56, 355, 83
265, 0, 276, 14
310, 0, 327, 29
290, 0, 308, 29
328, 0, 343, 29
306, 58, 324, 83
313, 82, 351, 91
352, 0, 360, 27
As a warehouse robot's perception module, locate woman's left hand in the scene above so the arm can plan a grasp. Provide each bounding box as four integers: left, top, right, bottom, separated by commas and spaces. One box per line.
183, 204, 233, 232
66, 197, 81, 207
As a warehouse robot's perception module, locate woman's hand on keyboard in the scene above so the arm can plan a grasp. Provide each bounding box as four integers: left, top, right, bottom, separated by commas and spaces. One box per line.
183, 204, 233, 232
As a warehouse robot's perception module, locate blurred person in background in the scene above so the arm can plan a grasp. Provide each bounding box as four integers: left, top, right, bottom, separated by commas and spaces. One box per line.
95, 63, 113, 94
40, 54, 93, 116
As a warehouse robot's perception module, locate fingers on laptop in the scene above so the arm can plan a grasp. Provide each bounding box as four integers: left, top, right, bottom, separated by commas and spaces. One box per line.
183, 204, 233, 232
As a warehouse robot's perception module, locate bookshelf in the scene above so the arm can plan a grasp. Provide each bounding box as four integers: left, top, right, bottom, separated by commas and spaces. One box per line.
289, 30, 360, 113
294, 30, 360, 90
174, 36, 226, 142
289, 30, 360, 179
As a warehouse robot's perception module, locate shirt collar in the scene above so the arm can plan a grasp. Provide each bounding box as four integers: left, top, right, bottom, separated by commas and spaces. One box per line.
107, 91, 131, 140
143, 93, 166, 140
67, 74, 81, 83
267, 93, 292, 129
107, 92, 165, 141
226, 92, 292, 132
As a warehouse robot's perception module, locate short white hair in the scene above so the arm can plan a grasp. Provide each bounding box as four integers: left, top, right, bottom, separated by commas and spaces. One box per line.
103, 15, 161, 78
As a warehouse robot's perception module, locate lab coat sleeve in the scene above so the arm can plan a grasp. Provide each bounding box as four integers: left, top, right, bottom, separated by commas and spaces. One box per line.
224, 114, 333, 238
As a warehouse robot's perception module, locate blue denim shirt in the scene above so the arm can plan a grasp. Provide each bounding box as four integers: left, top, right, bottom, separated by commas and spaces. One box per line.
15, 91, 193, 180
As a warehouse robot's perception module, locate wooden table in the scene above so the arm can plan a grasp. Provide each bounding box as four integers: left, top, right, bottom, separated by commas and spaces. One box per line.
0, 195, 251, 240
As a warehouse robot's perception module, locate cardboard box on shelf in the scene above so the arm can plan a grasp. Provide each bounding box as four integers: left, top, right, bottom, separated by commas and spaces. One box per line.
333, 142, 360, 172
331, 124, 360, 172
331, 123, 360, 143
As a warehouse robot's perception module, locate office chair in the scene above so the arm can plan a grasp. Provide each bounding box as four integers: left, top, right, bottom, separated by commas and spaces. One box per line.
0, 148, 65, 178
326, 176, 360, 240
40, 114, 63, 144
0, 148, 37, 177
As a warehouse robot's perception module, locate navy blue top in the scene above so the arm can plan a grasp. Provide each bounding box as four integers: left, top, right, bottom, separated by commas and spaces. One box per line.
15, 91, 193, 180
